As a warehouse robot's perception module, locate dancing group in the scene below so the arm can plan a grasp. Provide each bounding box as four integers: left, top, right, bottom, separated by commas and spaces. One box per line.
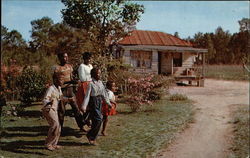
42, 52, 117, 151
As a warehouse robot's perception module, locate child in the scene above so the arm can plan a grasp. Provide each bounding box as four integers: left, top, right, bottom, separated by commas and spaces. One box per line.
81, 68, 111, 145
42, 74, 63, 151
101, 81, 117, 136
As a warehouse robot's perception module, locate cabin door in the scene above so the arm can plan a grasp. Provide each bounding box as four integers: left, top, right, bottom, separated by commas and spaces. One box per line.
173, 53, 182, 67
158, 52, 162, 74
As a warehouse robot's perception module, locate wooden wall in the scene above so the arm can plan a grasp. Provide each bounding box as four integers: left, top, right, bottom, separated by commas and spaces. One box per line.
151, 50, 158, 73
122, 48, 197, 75
182, 52, 195, 68
160, 52, 172, 75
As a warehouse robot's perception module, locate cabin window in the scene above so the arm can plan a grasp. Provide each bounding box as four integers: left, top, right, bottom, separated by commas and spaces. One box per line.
173, 53, 182, 67
131, 51, 152, 68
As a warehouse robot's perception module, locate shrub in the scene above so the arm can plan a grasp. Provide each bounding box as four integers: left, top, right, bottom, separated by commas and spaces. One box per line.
16, 68, 48, 105
124, 73, 173, 112
168, 93, 188, 101
107, 60, 173, 112
1, 103, 24, 117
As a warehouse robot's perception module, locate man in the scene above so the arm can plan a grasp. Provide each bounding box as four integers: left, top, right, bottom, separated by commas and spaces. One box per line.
53, 52, 83, 131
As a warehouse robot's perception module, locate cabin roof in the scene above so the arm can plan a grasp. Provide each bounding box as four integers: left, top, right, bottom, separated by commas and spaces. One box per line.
118, 30, 193, 47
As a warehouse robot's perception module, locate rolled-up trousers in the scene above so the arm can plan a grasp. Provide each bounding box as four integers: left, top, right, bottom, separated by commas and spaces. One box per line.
42, 108, 61, 147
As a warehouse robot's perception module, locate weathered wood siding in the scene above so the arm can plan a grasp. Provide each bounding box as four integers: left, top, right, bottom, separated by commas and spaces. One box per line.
160, 52, 172, 74
124, 49, 158, 74
123, 49, 131, 65
182, 52, 195, 68
151, 50, 158, 73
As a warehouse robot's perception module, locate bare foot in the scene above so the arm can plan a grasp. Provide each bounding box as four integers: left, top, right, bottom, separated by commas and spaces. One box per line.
101, 131, 107, 136
46, 145, 55, 151
53, 145, 62, 149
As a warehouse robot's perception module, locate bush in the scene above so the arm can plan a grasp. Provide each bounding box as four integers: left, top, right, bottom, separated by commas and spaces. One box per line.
107, 60, 173, 112
17, 68, 48, 105
1, 103, 24, 117
118, 73, 172, 111
168, 93, 188, 101
126, 75, 154, 111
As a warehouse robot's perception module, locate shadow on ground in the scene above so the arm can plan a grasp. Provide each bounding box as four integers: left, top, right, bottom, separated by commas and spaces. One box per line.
0, 139, 83, 156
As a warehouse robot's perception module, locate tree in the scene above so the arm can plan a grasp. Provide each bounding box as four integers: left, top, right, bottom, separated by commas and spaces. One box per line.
192, 32, 206, 48
48, 23, 93, 64
1, 26, 8, 41
174, 32, 180, 38
213, 27, 231, 64
238, 18, 250, 32
229, 31, 250, 64
1, 26, 28, 65
61, 0, 144, 56
206, 33, 216, 64
29, 17, 54, 55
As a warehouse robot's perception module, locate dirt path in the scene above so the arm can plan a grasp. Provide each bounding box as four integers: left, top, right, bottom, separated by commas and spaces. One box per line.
157, 79, 249, 158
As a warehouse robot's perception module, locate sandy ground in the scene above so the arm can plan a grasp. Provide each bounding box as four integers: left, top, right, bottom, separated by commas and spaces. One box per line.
156, 79, 249, 158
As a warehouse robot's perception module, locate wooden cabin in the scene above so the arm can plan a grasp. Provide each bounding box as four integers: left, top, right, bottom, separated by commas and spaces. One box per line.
112, 30, 207, 86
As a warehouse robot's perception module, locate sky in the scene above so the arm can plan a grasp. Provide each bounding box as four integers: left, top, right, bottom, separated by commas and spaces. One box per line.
2, 0, 249, 42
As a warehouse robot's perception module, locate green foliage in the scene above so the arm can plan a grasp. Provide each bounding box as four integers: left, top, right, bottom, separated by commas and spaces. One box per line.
61, 0, 144, 55
174, 32, 180, 38
109, 66, 173, 112
29, 17, 54, 54
229, 31, 250, 64
238, 18, 250, 32
188, 19, 250, 65
1, 25, 29, 66
1, 102, 24, 117
16, 68, 48, 105
168, 94, 188, 101
29, 17, 93, 63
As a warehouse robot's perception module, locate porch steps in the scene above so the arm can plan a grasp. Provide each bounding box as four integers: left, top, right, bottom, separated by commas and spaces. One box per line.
173, 67, 187, 75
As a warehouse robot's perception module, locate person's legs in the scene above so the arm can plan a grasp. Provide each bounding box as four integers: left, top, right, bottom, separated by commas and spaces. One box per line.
86, 96, 103, 144
43, 109, 61, 150
58, 100, 66, 128
87, 114, 102, 141
101, 115, 108, 136
69, 99, 84, 129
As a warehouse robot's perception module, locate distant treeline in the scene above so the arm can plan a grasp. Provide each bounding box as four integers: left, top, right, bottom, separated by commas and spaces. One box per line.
184, 18, 249, 65
1, 17, 249, 67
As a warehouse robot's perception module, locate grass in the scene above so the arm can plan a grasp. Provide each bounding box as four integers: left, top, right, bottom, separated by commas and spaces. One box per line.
168, 94, 188, 101
205, 65, 249, 81
0, 98, 194, 158
229, 105, 249, 158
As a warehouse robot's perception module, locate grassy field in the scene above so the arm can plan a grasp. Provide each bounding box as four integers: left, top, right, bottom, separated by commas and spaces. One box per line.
229, 105, 249, 158
0, 98, 194, 158
205, 65, 249, 81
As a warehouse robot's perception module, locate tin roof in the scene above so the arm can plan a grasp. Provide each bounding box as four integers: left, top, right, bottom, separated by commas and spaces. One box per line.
118, 30, 192, 47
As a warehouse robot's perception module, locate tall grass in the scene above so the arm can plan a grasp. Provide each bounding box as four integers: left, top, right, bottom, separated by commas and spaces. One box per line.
205, 65, 249, 81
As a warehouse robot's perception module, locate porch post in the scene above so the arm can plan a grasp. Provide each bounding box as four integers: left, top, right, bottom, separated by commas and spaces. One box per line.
152, 50, 158, 74
202, 52, 205, 78
123, 49, 131, 65
171, 53, 173, 75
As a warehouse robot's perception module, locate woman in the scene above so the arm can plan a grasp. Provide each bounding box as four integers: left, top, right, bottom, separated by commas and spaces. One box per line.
76, 52, 93, 131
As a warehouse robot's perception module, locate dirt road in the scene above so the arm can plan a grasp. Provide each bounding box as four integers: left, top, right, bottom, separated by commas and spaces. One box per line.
157, 79, 249, 158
